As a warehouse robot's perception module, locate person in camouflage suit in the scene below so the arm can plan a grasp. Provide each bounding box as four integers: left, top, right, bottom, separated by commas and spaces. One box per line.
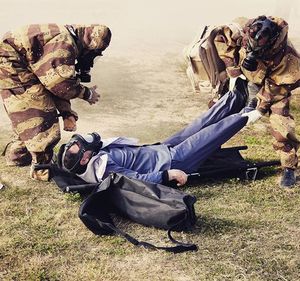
0, 24, 111, 181
213, 15, 300, 187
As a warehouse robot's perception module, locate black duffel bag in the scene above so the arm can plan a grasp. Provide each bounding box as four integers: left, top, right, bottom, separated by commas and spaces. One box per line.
79, 173, 197, 253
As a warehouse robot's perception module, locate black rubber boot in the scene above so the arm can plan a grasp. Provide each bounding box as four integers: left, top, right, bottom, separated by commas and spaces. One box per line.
280, 168, 296, 188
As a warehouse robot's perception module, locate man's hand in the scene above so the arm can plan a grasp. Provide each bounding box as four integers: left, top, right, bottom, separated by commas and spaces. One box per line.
167, 169, 188, 186
86, 85, 100, 105
241, 109, 263, 125
63, 115, 77, 131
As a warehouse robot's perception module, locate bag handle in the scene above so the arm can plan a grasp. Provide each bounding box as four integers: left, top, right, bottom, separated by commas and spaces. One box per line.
167, 218, 198, 248
96, 219, 197, 254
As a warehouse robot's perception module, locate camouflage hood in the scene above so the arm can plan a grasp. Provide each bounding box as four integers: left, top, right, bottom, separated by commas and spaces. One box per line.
74, 24, 112, 51
242, 16, 288, 59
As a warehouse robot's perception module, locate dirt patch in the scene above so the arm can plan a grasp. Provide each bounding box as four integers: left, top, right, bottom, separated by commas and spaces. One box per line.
73, 53, 209, 142
0, 53, 209, 146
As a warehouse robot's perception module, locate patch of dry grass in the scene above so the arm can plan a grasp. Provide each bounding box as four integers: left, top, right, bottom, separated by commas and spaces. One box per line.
1, 95, 300, 281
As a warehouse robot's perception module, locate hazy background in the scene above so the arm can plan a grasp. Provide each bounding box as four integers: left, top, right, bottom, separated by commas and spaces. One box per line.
0, 0, 300, 140
0, 0, 299, 57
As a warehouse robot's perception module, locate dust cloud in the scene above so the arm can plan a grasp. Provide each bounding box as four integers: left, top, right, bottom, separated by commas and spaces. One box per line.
0, 0, 299, 142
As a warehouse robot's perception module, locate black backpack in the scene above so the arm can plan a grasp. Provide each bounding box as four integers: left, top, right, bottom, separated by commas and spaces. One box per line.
33, 163, 198, 253
78, 173, 198, 253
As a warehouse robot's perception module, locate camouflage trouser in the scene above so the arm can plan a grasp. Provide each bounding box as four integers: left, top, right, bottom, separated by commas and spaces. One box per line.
268, 96, 299, 169
1, 87, 61, 181
0, 41, 78, 181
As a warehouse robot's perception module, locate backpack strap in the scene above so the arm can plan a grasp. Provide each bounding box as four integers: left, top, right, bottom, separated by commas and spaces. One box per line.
96, 219, 198, 254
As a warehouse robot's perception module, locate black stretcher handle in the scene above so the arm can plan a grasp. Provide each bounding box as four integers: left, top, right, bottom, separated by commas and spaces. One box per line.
66, 183, 99, 193
188, 159, 281, 178
220, 145, 248, 151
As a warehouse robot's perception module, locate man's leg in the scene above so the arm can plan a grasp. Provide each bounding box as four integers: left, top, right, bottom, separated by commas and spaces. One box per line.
169, 113, 248, 172
0, 45, 60, 180
1, 87, 61, 181
163, 89, 247, 146
269, 97, 299, 187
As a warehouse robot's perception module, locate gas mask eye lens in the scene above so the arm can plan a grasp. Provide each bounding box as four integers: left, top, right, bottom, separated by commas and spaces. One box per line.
60, 133, 102, 174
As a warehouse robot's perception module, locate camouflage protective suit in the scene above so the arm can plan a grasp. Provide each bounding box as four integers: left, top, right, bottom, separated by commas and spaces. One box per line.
0, 24, 111, 180
214, 17, 300, 169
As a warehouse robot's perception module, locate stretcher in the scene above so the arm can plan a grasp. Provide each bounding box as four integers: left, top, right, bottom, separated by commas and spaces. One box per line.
35, 145, 280, 193
188, 145, 280, 182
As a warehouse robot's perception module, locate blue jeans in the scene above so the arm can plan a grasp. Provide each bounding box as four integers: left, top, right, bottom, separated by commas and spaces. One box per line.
163, 90, 248, 173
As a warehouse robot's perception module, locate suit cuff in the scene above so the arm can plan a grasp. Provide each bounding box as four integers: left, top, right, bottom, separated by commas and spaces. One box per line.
78, 87, 90, 100
162, 170, 169, 185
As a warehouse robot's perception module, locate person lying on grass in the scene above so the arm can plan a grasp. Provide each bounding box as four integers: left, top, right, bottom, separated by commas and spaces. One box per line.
58, 89, 257, 186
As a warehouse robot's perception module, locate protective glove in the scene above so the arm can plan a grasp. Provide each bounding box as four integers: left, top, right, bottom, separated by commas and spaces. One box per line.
241, 109, 262, 125
229, 74, 246, 91
85, 85, 101, 105
63, 115, 77, 131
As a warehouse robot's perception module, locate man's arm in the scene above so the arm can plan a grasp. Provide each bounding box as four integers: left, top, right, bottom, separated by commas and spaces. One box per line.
214, 25, 243, 78
105, 162, 187, 186
256, 53, 300, 114
255, 79, 290, 114
105, 162, 165, 183
51, 96, 78, 131
29, 32, 90, 101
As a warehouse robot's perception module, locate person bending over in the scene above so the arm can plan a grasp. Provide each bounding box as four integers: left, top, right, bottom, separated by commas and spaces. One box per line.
0, 24, 111, 181
214, 16, 300, 187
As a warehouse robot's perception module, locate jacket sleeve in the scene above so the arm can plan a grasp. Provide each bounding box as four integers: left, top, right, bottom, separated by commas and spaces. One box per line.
29, 32, 89, 100
214, 25, 243, 78
256, 52, 300, 114
52, 96, 78, 120
104, 161, 165, 184
256, 79, 292, 114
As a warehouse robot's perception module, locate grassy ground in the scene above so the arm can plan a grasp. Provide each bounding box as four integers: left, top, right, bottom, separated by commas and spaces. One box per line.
1, 98, 300, 281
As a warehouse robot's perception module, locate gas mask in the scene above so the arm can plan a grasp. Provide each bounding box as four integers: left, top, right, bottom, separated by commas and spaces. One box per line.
242, 16, 279, 72
58, 132, 102, 174
75, 50, 103, 83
